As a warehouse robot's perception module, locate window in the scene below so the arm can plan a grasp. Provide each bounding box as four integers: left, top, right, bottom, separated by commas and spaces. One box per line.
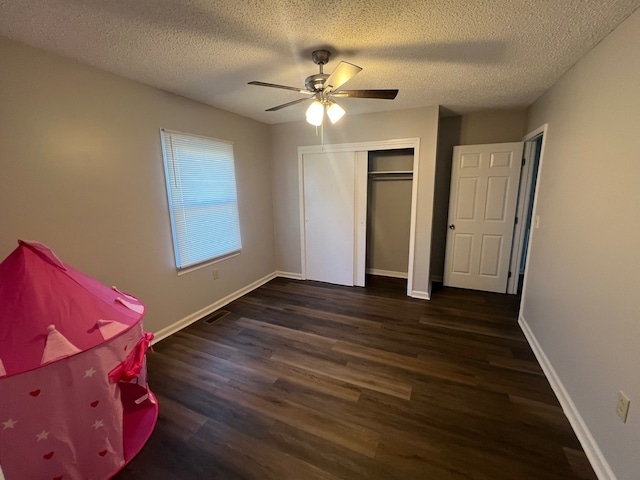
160, 129, 242, 270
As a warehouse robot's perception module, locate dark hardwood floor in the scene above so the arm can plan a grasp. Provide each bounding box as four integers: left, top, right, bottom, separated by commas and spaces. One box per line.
115, 276, 596, 480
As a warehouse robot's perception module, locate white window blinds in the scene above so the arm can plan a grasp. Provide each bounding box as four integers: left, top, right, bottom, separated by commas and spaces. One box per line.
160, 129, 242, 270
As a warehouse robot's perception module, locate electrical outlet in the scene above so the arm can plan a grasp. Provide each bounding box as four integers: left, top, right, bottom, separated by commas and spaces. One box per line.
616, 390, 631, 423
212, 269, 219, 280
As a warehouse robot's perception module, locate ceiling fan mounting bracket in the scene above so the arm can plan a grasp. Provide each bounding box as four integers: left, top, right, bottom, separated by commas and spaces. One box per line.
311, 50, 331, 66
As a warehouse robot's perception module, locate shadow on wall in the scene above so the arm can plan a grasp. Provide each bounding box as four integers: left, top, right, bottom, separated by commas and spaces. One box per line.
430, 115, 462, 282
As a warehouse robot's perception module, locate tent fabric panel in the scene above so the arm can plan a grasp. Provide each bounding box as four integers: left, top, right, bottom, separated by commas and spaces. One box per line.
0, 324, 145, 480
0, 241, 145, 377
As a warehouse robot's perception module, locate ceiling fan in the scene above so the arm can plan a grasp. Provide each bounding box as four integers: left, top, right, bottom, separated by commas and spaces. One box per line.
248, 50, 398, 126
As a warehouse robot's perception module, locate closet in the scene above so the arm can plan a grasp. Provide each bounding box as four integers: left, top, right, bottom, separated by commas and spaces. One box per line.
298, 138, 420, 297
366, 149, 414, 280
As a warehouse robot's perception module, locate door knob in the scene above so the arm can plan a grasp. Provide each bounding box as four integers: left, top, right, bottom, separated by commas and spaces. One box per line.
449, 224, 456, 230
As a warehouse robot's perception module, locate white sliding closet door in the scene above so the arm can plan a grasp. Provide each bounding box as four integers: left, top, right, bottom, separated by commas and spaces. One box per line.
302, 151, 356, 286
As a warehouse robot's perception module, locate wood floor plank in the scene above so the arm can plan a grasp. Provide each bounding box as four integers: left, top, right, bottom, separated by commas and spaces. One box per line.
151, 393, 209, 442
213, 380, 381, 458
191, 418, 344, 480
163, 342, 278, 387
564, 446, 599, 480
282, 303, 384, 329
230, 351, 362, 402
235, 316, 338, 349
150, 350, 230, 388
265, 421, 407, 480
332, 340, 477, 386
171, 330, 239, 360
419, 313, 525, 341
115, 276, 596, 480
271, 348, 413, 400
487, 353, 545, 375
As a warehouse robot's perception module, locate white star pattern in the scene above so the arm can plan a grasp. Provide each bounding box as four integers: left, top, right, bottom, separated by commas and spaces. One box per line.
36, 430, 49, 441
2, 418, 17, 430
92, 419, 104, 430
84, 367, 96, 378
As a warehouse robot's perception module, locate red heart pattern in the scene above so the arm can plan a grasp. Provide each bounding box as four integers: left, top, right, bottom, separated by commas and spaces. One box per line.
30, 389, 41, 397
43, 451, 54, 460
90, 400, 99, 408
98, 450, 108, 457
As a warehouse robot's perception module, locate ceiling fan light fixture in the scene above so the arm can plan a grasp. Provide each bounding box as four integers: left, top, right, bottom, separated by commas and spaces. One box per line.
305, 100, 324, 126
326, 101, 346, 124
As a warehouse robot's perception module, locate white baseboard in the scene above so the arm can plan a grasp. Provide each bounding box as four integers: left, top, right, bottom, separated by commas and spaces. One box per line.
366, 268, 408, 279
275, 270, 304, 280
152, 271, 277, 344
518, 315, 614, 480
410, 290, 430, 300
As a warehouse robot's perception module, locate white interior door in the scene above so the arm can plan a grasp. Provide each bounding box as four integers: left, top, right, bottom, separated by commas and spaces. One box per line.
444, 142, 524, 293
302, 151, 356, 286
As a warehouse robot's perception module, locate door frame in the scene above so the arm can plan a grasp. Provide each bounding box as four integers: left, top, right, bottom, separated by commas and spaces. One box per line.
506, 124, 548, 294
298, 137, 421, 297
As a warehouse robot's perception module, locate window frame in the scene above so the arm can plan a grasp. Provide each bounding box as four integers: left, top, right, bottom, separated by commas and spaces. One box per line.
160, 128, 242, 272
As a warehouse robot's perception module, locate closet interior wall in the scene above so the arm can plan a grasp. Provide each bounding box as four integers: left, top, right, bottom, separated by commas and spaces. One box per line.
366, 149, 414, 279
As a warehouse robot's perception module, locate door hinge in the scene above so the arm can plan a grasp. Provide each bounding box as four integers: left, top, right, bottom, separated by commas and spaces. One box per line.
508, 271, 512, 278
522, 157, 526, 166
515, 216, 519, 225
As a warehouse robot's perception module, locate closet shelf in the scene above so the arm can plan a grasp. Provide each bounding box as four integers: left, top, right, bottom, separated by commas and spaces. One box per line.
368, 170, 413, 180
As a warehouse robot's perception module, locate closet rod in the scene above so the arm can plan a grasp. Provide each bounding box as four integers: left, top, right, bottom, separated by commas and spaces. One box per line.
368, 170, 413, 175
369, 176, 413, 181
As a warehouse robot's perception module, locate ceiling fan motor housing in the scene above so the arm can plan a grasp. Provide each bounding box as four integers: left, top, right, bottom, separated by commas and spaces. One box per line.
305, 73, 328, 92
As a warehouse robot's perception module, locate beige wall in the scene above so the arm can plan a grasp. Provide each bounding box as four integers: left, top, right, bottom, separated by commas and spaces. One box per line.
270, 106, 439, 296
524, 9, 639, 480
459, 109, 527, 145
367, 151, 413, 275
0, 38, 276, 334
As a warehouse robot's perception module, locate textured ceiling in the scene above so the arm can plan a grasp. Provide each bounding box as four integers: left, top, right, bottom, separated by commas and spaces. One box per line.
0, 0, 638, 124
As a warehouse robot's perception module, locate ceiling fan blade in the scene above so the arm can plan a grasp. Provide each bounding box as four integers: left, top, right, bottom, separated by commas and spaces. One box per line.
323, 61, 362, 94
248, 81, 312, 94
332, 89, 399, 100
265, 97, 311, 112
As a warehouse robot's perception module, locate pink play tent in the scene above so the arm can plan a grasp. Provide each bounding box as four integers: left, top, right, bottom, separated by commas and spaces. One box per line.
0, 241, 158, 480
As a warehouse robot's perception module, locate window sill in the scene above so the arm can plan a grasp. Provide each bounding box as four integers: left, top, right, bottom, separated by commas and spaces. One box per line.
176, 250, 241, 276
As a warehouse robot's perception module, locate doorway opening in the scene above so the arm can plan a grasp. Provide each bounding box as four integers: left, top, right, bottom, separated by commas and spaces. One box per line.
518, 136, 542, 292
507, 129, 545, 295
